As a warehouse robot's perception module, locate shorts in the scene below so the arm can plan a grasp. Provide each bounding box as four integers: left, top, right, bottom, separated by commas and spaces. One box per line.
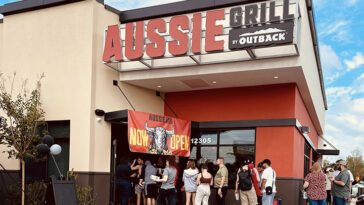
135, 184, 144, 194
145, 184, 157, 198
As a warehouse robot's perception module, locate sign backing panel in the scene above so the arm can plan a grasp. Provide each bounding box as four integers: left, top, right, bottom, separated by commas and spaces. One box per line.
128, 110, 191, 157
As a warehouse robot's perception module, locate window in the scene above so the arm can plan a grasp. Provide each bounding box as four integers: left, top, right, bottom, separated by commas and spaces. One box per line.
25, 121, 70, 182
47, 121, 70, 177
190, 129, 256, 187
304, 142, 311, 177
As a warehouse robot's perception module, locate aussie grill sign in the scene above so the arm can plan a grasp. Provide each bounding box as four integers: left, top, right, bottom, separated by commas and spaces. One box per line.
128, 110, 191, 157
103, 0, 297, 63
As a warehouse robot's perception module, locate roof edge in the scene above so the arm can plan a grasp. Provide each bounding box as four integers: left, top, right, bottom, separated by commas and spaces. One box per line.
0, 0, 84, 16
118, 0, 267, 23
306, 0, 328, 110
96, 0, 121, 15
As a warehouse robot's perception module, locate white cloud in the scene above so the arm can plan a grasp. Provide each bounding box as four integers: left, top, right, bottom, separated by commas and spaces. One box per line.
324, 95, 364, 161
319, 44, 343, 84
344, 52, 364, 71
358, 73, 364, 80
348, 0, 359, 5
319, 20, 349, 37
323, 74, 364, 161
326, 86, 352, 97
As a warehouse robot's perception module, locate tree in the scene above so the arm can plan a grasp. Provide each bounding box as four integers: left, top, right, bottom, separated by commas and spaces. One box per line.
346, 148, 364, 181
0, 72, 45, 205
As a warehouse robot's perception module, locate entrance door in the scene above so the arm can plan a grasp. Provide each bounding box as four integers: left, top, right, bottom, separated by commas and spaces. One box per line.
110, 138, 117, 205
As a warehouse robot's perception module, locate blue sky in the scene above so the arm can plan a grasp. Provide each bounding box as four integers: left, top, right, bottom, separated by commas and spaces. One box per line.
1, 0, 363, 161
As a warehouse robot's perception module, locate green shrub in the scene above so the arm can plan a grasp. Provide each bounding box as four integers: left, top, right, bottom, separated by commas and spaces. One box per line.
67, 169, 97, 205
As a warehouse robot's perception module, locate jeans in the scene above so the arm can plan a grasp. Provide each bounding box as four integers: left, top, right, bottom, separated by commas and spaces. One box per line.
157, 188, 176, 205
262, 192, 275, 205
116, 181, 131, 205
216, 187, 228, 205
308, 198, 326, 205
333, 197, 347, 205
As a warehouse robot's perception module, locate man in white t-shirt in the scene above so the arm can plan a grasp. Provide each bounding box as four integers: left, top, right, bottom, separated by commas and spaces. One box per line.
260, 159, 276, 205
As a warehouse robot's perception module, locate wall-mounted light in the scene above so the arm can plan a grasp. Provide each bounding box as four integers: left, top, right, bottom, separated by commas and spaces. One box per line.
95, 109, 106, 116
300, 126, 310, 134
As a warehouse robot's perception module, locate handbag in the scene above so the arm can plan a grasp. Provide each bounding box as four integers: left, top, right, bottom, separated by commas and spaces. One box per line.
265, 169, 275, 195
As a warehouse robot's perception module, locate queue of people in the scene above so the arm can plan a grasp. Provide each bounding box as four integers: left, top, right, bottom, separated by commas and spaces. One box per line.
115, 156, 279, 205
303, 160, 352, 205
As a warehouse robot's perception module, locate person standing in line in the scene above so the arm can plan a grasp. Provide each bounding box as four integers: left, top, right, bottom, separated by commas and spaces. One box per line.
330, 160, 351, 205
195, 164, 213, 205
303, 162, 327, 205
324, 168, 334, 205
116, 157, 134, 205
214, 157, 228, 205
257, 162, 264, 205
260, 159, 276, 205
154, 156, 178, 205
132, 158, 146, 205
183, 160, 199, 205
333, 160, 342, 178
235, 160, 258, 205
140, 160, 158, 205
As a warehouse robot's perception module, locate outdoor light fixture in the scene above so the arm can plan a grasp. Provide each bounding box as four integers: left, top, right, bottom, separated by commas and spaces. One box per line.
300, 126, 310, 134
157, 85, 162, 88
212, 81, 217, 84
273, 76, 279, 79
95, 109, 106, 116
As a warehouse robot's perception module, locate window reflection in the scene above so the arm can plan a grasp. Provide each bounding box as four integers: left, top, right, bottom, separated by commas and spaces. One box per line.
192, 129, 256, 188
219, 130, 255, 145
201, 147, 217, 161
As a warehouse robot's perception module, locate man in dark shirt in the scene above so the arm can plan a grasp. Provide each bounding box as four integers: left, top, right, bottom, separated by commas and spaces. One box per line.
331, 160, 350, 205
116, 157, 133, 205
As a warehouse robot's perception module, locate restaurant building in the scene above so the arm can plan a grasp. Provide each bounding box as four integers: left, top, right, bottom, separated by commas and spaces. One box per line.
0, 0, 339, 204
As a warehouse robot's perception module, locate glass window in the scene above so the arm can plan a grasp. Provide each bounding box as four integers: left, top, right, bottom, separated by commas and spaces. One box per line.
200, 147, 217, 161
219, 145, 255, 186
192, 128, 256, 188
219, 130, 255, 145
200, 131, 217, 145
189, 146, 197, 160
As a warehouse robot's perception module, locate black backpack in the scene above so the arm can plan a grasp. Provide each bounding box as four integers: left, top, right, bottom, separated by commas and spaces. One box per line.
238, 169, 252, 191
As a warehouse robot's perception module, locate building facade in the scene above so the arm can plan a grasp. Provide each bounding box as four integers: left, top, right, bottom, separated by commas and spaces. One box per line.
0, 0, 338, 204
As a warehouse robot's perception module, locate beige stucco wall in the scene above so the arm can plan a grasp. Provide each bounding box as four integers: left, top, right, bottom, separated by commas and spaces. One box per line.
88, 1, 164, 172
0, 0, 164, 173
297, 0, 326, 135
0, 0, 95, 172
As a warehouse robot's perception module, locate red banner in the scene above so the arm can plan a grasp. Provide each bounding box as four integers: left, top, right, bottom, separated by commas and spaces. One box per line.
128, 110, 191, 157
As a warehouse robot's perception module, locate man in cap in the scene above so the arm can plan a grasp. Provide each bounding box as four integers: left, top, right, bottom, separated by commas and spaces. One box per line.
330, 160, 351, 205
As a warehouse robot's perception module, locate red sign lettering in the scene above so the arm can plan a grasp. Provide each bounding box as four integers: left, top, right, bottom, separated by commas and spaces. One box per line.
205, 9, 225, 52
146, 19, 166, 58
103, 25, 122, 62
125, 21, 144, 60
169, 15, 189, 56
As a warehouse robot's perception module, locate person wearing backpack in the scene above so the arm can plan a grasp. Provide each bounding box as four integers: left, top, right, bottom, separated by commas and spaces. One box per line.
235, 160, 258, 205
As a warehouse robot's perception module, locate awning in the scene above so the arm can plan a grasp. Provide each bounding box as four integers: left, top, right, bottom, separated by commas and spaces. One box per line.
316, 149, 340, 156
